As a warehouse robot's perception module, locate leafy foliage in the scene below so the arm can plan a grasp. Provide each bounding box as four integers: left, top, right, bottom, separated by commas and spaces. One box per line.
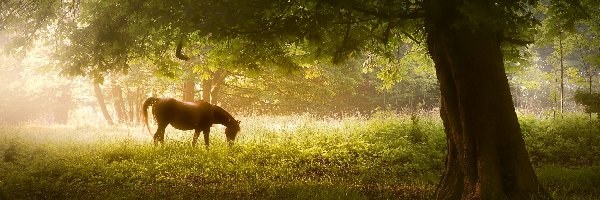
520, 114, 600, 167
2, 0, 538, 79
574, 91, 600, 115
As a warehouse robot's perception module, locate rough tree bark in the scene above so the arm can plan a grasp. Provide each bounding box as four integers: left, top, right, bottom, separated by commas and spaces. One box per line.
93, 82, 114, 125
425, 1, 551, 199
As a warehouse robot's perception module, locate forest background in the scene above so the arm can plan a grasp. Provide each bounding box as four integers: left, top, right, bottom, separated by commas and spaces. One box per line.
0, 1, 599, 125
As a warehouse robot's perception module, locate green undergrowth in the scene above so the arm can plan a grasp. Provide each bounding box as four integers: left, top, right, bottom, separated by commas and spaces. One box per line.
0, 113, 598, 199
519, 113, 600, 200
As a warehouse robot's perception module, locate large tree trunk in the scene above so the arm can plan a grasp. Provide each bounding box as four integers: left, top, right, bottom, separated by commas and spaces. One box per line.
93, 82, 114, 126
201, 79, 212, 103
425, 1, 550, 199
183, 80, 195, 102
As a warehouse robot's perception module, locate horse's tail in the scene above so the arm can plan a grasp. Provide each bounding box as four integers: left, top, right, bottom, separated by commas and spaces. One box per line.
142, 97, 159, 135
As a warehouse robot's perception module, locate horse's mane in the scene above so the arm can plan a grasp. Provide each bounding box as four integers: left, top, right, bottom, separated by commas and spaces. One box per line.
212, 105, 236, 122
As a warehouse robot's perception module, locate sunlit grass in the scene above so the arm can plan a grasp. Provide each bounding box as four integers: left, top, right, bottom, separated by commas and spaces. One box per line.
0, 113, 599, 199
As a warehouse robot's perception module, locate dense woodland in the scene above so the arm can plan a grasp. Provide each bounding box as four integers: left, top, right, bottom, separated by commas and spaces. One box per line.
1, 0, 600, 199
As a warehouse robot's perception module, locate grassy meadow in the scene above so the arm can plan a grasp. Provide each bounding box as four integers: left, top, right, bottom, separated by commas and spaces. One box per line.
0, 112, 599, 199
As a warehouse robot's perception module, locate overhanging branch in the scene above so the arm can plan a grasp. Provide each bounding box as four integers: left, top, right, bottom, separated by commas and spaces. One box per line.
501, 36, 534, 46
176, 38, 190, 61
400, 30, 421, 44
322, 0, 425, 20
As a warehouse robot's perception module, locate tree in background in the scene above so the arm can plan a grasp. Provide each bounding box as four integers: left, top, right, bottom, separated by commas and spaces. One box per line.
363, 43, 439, 112
538, 0, 600, 115
92, 82, 113, 125
0, 33, 74, 124
574, 91, 600, 118
218, 58, 373, 115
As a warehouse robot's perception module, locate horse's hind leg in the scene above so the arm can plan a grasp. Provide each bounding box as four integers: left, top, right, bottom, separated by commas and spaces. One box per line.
192, 129, 201, 146
154, 123, 168, 145
203, 128, 211, 148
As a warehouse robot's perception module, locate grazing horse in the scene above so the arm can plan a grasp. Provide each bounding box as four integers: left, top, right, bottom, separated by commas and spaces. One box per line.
142, 97, 240, 147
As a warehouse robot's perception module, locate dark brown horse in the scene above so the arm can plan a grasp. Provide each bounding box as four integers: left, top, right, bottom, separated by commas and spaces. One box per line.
142, 97, 240, 147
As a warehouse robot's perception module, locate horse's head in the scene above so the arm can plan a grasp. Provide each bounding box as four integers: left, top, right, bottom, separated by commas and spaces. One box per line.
225, 119, 241, 145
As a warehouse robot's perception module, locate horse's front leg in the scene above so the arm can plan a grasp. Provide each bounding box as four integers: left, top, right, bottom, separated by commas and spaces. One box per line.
154, 123, 168, 145
203, 128, 211, 148
192, 129, 201, 146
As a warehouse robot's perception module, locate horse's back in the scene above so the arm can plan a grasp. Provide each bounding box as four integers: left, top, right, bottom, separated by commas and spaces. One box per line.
152, 98, 213, 130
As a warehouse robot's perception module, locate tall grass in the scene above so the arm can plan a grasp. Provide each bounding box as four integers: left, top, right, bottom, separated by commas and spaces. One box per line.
0, 112, 598, 199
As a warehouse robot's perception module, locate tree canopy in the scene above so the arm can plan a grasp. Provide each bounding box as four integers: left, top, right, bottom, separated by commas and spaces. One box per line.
2, 0, 600, 199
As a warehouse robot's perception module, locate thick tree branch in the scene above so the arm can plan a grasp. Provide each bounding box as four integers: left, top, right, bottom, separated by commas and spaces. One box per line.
322, 0, 424, 20
332, 23, 352, 64
501, 35, 534, 46
175, 38, 190, 61
400, 30, 421, 44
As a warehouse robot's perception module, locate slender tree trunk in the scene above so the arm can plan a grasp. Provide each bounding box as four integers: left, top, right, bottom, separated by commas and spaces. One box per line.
135, 88, 140, 123
201, 79, 212, 103
559, 33, 564, 116
200, 69, 228, 104
211, 80, 223, 104
126, 88, 134, 124
553, 75, 558, 119
590, 72, 593, 94
111, 84, 127, 123
587, 63, 593, 120
118, 87, 128, 120
136, 87, 144, 124
585, 60, 593, 95
183, 80, 195, 102
210, 69, 228, 104
425, 1, 550, 199
93, 82, 114, 125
